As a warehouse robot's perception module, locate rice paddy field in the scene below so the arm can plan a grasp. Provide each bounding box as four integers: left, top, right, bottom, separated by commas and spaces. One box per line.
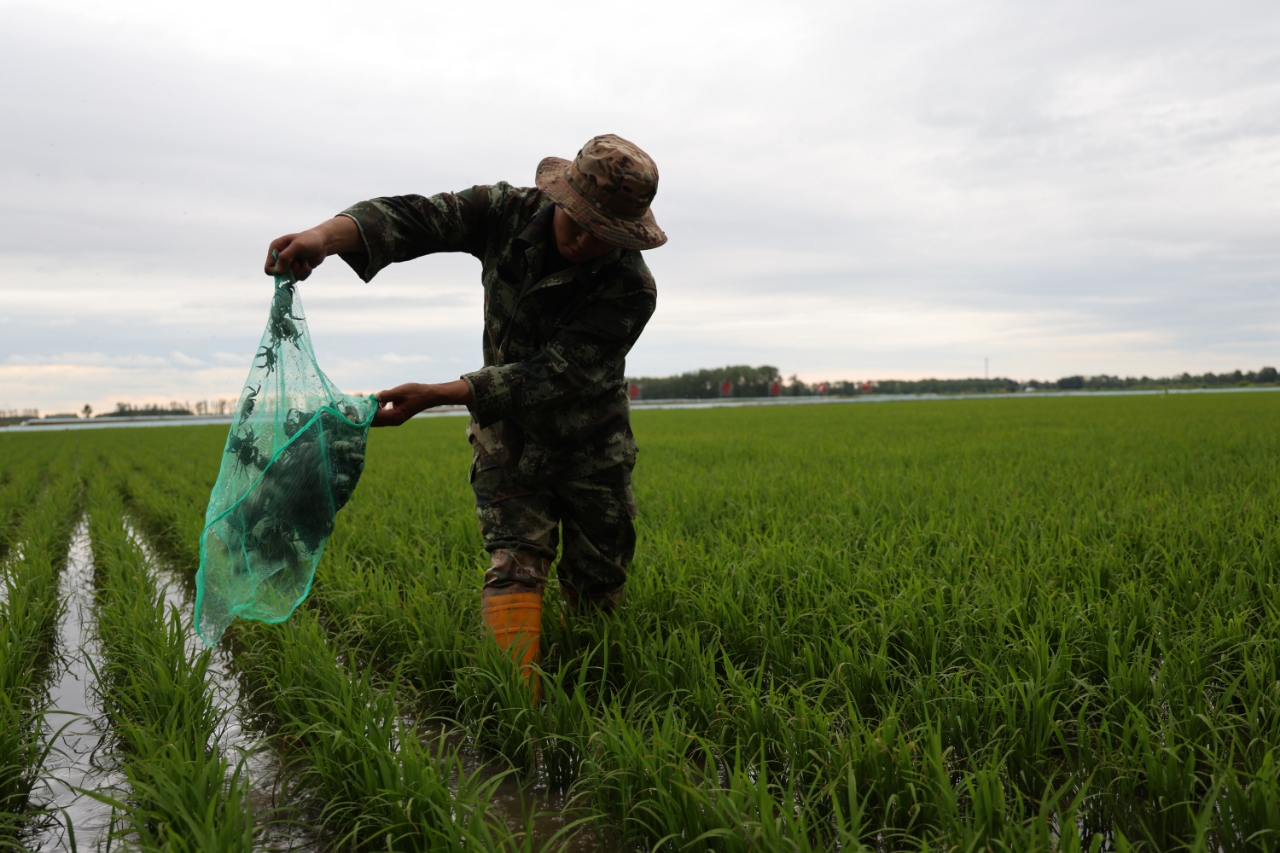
1, 391, 1279, 851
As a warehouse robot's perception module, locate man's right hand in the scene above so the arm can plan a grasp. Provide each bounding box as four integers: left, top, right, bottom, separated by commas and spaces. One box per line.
373, 380, 474, 427
265, 216, 362, 280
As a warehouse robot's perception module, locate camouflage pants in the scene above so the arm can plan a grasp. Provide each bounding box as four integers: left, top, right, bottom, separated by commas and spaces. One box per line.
471, 452, 636, 607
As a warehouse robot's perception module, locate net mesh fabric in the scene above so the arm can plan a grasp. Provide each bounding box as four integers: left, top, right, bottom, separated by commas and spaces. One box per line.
196, 270, 376, 645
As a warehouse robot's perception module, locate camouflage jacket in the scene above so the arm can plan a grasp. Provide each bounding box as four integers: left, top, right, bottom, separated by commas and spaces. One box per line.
338, 183, 657, 482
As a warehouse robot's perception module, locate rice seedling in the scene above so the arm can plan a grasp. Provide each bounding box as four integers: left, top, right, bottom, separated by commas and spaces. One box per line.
0, 457, 80, 846
90, 431, 532, 848
6, 391, 1280, 850
231, 613, 522, 850
0, 452, 49, 564
83, 471, 254, 852
328, 393, 1280, 849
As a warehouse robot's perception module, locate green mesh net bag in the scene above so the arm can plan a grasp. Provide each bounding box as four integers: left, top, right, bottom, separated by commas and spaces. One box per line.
196, 267, 376, 645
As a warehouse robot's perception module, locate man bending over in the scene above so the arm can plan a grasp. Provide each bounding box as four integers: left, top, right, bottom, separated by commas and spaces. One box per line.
265, 135, 666, 692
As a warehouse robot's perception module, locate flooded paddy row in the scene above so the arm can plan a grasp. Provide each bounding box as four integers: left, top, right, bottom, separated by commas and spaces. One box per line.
18, 509, 321, 852
27, 519, 122, 851
15, 505, 582, 851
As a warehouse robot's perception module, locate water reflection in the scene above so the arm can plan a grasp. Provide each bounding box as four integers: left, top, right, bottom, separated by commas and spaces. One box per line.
26, 518, 601, 851
26, 518, 124, 852
426, 723, 604, 852
0, 542, 21, 607
125, 524, 319, 853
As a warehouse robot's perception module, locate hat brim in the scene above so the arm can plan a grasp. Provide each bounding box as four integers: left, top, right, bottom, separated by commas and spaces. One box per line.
535, 157, 668, 251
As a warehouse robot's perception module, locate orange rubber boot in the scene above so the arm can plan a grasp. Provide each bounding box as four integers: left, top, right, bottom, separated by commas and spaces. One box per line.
481, 588, 543, 702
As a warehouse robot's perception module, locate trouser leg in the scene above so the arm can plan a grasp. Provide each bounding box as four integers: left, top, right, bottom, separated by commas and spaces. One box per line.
471, 455, 557, 700
554, 461, 637, 613
471, 456, 557, 593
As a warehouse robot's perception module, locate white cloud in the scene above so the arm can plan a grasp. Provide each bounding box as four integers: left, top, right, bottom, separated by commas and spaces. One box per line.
169, 351, 204, 367
4, 352, 171, 368
0, 362, 247, 415
376, 353, 436, 365
1, 0, 1278, 411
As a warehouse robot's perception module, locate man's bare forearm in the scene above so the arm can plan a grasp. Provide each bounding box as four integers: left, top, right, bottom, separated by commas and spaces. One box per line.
417, 379, 473, 408
313, 215, 362, 256
373, 379, 474, 427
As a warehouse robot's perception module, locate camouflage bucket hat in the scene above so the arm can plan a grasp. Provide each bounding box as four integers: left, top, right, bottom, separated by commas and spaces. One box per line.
536, 134, 667, 250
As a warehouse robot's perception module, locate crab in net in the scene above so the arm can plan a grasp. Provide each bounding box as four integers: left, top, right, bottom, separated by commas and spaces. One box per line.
226, 426, 265, 473
268, 279, 302, 345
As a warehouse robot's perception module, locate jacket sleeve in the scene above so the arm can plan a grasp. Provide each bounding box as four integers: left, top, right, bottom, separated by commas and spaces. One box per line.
335, 184, 507, 282
462, 287, 656, 428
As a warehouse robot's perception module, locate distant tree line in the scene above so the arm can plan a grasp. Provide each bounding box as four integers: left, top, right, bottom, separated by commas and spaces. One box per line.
626, 365, 787, 399
840, 377, 1020, 395
0, 408, 41, 425
7, 367, 1277, 424
1032, 367, 1278, 391
626, 366, 1279, 399
98, 402, 196, 418
96, 400, 236, 418
3, 399, 237, 424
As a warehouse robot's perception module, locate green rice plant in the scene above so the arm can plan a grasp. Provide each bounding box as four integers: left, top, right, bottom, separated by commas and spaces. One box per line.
581, 702, 860, 852
108, 428, 221, 571
17, 392, 1280, 849
0, 458, 80, 844
87, 435, 506, 846
84, 726, 255, 853
315, 551, 482, 705
531, 645, 602, 789
93, 436, 528, 847
0, 441, 74, 589
85, 472, 254, 852
234, 613, 520, 851
453, 641, 542, 775
1216, 750, 1280, 852
0, 452, 45, 563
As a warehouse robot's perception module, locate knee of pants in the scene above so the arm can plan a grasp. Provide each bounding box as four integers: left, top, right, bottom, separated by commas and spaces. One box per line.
484, 547, 551, 591
557, 521, 635, 596
471, 466, 559, 562
553, 467, 637, 596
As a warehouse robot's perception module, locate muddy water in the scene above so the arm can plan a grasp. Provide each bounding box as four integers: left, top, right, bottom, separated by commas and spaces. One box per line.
463, 746, 603, 852
26, 518, 126, 852
493, 784, 593, 851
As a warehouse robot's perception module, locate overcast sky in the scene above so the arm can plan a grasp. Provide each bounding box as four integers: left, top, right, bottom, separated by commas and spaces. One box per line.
2, 0, 1278, 413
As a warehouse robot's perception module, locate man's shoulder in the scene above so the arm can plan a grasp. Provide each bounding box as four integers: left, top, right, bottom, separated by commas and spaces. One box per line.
607, 250, 657, 297
465, 182, 546, 218
461, 183, 550, 251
